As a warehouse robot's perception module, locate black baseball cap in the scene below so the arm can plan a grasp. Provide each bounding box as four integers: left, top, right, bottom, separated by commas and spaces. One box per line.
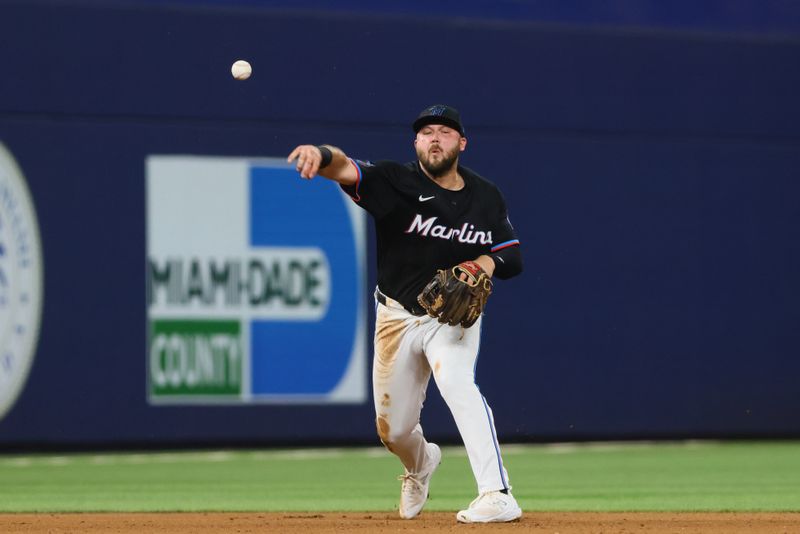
412, 104, 465, 136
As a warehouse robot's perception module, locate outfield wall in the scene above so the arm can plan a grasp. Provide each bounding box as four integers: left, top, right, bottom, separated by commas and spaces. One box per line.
0, 2, 799, 448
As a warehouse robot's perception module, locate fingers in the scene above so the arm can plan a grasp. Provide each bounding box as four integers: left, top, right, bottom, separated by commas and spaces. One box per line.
287, 146, 301, 163
287, 145, 321, 180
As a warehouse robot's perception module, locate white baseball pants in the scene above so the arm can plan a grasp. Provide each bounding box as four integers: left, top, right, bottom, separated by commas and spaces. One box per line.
372, 290, 511, 494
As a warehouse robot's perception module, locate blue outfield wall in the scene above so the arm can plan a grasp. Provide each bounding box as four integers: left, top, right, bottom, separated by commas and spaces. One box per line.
0, 2, 799, 447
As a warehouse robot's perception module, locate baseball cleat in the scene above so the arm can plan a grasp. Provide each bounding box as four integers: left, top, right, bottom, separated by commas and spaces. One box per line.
398, 442, 442, 519
456, 490, 523, 523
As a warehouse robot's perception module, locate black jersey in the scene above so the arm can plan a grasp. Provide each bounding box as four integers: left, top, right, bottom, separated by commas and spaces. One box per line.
341, 159, 520, 314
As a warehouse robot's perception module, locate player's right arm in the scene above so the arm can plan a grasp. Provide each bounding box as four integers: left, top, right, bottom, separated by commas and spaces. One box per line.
290, 146, 398, 219
287, 144, 358, 185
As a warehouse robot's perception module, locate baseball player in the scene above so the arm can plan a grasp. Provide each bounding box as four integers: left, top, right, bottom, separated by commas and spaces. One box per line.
288, 105, 523, 523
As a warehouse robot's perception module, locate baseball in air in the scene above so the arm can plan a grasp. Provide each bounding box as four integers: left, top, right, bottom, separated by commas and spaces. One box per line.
231, 60, 252, 80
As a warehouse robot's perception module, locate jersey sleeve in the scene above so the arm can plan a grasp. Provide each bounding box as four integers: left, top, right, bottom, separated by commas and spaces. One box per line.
488, 188, 523, 279
339, 159, 401, 219
489, 189, 520, 253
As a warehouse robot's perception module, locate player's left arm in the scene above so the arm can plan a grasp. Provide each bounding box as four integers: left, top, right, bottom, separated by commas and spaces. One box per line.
473, 190, 523, 280
474, 246, 522, 280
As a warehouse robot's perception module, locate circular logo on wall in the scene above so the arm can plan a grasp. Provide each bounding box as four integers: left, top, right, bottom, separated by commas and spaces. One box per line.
0, 143, 43, 422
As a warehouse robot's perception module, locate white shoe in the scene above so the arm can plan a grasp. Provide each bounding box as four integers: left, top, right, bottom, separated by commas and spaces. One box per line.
398, 443, 442, 519
456, 490, 523, 523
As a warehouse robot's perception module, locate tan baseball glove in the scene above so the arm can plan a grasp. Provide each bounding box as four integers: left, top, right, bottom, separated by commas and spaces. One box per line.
417, 260, 493, 328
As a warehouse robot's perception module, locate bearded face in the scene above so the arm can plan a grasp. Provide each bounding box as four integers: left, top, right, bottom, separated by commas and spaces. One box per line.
414, 124, 465, 178
416, 141, 461, 178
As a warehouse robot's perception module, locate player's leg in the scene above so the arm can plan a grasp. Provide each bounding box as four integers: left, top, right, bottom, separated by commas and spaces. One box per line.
423, 317, 509, 492
423, 318, 522, 522
372, 301, 431, 471
372, 298, 442, 519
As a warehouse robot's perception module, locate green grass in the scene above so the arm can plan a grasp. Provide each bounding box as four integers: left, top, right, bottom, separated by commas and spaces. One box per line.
0, 441, 798, 512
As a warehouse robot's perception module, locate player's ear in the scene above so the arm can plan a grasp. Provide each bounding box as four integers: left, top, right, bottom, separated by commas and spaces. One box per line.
459, 136, 467, 152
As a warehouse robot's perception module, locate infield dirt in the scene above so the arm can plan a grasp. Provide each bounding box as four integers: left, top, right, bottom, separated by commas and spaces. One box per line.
2, 512, 799, 533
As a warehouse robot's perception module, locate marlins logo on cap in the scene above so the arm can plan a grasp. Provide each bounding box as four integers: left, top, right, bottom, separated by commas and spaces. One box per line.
412, 104, 465, 136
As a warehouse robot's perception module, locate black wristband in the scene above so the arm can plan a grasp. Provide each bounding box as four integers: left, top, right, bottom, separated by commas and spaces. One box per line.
317, 145, 333, 168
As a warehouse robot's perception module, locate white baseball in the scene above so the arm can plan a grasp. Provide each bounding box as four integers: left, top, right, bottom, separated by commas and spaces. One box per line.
231, 60, 252, 80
